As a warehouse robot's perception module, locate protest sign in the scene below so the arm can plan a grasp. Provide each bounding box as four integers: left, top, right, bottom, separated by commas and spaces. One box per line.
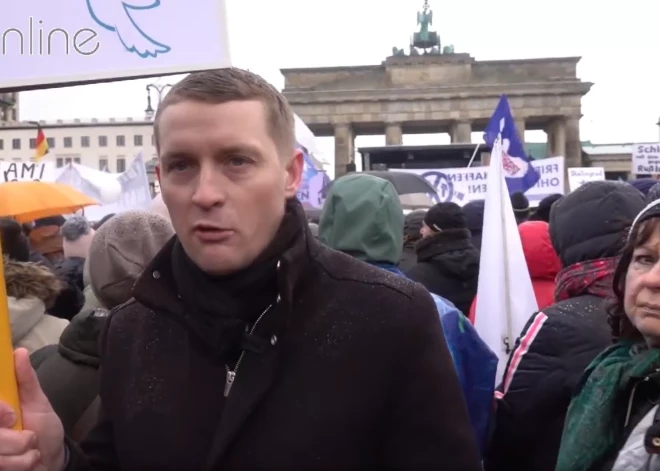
0, 161, 57, 182
396, 156, 564, 206
1, 0, 231, 90
631, 143, 660, 174
568, 167, 605, 191
57, 153, 152, 220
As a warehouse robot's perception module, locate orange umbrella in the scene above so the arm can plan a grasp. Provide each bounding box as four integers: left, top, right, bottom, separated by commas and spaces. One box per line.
0, 181, 97, 429
0, 181, 99, 223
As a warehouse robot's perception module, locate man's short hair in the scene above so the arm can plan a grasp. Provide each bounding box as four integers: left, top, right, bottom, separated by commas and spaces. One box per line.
154, 68, 296, 156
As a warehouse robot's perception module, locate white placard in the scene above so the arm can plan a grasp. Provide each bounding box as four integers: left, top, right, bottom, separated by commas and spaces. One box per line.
0, 161, 57, 182
396, 156, 565, 206
632, 143, 660, 174
1, 0, 231, 90
568, 167, 605, 191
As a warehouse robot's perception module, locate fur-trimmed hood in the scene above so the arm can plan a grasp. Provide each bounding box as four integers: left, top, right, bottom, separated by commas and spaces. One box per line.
5, 258, 62, 307
4, 258, 67, 350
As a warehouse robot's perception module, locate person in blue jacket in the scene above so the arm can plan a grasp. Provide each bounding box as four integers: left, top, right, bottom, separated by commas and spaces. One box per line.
318, 173, 497, 453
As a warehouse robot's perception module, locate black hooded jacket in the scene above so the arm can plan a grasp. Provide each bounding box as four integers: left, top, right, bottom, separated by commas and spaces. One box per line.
405, 228, 479, 316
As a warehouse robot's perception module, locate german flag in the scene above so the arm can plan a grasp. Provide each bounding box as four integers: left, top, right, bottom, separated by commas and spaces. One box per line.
34, 127, 49, 162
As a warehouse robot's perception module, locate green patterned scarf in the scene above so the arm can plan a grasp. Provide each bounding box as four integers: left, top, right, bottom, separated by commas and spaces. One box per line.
556, 341, 660, 471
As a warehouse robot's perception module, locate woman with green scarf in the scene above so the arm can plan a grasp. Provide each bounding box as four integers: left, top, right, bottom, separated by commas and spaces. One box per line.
557, 198, 660, 471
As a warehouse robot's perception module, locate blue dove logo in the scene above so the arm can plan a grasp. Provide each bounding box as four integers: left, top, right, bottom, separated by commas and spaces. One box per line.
85, 0, 171, 58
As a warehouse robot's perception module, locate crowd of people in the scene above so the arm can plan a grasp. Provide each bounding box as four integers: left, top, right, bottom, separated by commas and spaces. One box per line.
0, 68, 660, 470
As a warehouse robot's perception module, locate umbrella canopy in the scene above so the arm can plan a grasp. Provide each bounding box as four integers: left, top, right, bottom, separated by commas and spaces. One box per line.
0, 181, 99, 222
325, 171, 438, 196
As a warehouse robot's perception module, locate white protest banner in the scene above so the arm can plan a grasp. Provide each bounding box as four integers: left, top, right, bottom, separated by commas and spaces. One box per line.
0, 161, 58, 183
57, 152, 152, 220
568, 167, 605, 191
1, 0, 231, 90
395, 156, 564, 206
631, 143, 660, 174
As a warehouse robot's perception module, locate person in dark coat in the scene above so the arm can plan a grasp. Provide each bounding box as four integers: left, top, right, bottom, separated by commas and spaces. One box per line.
0, 68, 481, 471
399, 209, 425, 272
511, 191, 530, 225
485, 181, 646, 471
405, 202, 479, 316
462, 200, 484, 250
55, 216, 95, 292
529, 193, 562, 222
31, 211, 175, 443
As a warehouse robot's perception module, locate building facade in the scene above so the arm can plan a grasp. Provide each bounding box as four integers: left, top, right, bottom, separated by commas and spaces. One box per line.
0, 118, 157, 173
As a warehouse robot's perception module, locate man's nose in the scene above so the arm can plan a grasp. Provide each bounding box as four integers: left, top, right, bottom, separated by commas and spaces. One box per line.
191, 163, 227, 208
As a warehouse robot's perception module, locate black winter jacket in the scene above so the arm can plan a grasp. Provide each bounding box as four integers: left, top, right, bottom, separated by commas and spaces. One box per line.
405, 228, 479, 316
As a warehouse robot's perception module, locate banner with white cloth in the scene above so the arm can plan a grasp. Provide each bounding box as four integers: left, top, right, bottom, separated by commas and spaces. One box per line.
56, 153, 152, 220
395, 156, 565, 206
567, 167, 605, 191
473, 136, 539, 385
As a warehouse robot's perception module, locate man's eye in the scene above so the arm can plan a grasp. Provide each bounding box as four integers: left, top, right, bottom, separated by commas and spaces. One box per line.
228, 156, 249, 166
168, 161, 189, 172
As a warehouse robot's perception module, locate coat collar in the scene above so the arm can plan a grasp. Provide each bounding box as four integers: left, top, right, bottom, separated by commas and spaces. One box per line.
130, 199, 320, 467
132, 198, 318, 319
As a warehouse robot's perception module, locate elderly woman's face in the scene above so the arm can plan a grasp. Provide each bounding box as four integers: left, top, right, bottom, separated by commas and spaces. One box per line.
625, 225, 660, 346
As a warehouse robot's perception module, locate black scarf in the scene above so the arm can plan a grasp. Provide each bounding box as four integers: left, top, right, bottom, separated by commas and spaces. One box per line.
171, 199, 302, 363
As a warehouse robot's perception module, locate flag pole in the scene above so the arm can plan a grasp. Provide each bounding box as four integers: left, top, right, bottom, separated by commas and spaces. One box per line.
466, 143, 481, 168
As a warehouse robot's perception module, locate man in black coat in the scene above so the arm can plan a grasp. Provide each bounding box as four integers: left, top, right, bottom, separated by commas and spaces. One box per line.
0, 68, 480, 471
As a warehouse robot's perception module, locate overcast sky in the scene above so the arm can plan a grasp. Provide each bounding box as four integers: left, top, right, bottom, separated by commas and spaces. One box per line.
18, 0, 660, 167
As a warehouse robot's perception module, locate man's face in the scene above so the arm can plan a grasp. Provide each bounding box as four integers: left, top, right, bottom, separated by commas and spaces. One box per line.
156, 99, 302, 275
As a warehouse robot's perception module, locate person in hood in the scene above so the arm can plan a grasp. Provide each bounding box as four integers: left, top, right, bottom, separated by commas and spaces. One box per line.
1, 219, 68, 354
405, 202, 479, 316
319, 173, 497, 454
485, 181, 646, 471
462, 200, 484, 251
29, 215, 66, 264
0, 68, 481, 471
529, 193, 562, 223
31, 211, 175, 442
399, 209, 425, 272
646, 182, 660, 204
556, 197, 660, 471
630, 178, 657, 197
468, 220, 560, 324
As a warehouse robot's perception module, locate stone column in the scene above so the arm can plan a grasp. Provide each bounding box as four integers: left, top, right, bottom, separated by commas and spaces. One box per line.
545, 119, 566, 158
450, 120, 472, 143
515, 118, 526, 143
565, 116, 582, 168
384, 123, 403, 146
334, 123, 355, 178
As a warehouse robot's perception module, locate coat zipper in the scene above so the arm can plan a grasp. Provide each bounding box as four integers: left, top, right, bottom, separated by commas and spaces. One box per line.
224, 298, 278, 397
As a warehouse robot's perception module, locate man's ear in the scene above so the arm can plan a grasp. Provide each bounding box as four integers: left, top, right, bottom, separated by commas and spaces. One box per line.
284, 148, 304, 198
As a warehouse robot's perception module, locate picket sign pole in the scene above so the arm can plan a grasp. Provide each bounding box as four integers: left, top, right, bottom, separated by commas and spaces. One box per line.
466, 143, 481, 168
0, 237, 21, 430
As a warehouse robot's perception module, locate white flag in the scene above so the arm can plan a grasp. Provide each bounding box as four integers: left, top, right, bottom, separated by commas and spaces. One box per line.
474, 136, 539, 384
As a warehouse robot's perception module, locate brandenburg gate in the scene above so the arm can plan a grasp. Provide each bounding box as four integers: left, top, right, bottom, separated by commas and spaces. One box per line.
281, 2, 592, 178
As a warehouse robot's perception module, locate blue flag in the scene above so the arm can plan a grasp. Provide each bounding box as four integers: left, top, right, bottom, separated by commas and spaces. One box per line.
483, 95, 540, 194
